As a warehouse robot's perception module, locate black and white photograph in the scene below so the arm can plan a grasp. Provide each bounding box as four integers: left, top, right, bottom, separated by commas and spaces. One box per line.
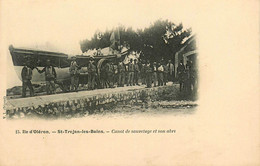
4, 7, 198, 120
5, 21, 198, 119
0, 0, 259, 166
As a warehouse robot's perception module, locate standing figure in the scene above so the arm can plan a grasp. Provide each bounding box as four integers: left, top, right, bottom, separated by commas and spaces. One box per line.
118, 61, 126, 87
133, 59, 140, 85
152, 62, 158, 87
167, 60, 174, 82
186, 60, 195, 93
186, 60, 193, 70
88, 58, 97, 90
183, 68, 191, 94
69, 56, 80, 92
189, 63, 197, 92
163, 61, 169, 85
37, 59, 57, 95
157, 62, 164, 86
125, 63, 129, 86
104, 62, 114, 88
21, 60, 34, 97
140, 61, 146, 85
177, 62, 186, 92
127, 59, 134, 86
145, 61, 153, 88
112, 62, 118, 87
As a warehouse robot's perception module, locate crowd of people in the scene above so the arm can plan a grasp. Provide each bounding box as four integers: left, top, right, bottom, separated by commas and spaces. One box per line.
21, 56, 197, 98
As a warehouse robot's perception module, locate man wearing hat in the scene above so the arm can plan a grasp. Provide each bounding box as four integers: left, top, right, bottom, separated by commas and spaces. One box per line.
21, 60, 34, 97
88, 57, 97, 90
36, 59, 57, 94
69, 56, 80, 92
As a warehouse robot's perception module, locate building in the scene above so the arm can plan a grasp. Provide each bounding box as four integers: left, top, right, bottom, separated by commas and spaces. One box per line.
174, 35, 197, 78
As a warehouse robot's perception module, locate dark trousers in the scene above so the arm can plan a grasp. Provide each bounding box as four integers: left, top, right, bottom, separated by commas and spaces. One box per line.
71, 75, 79, 91
127, 72, 134, 86
118, 72, 125, 87
168, 73, 173, 82
22, 80, 34, 97
107, 73, 113, 88
153, 72, 157, 87
88, 73, 96, 90
134, 72, 139, 85
164, 73, 168, 85
141, 72, 146, 84
125, 72, 129, 85
113, 73, 118, 86
146, 72, 152, 88
158, 72, 164, 86
46, 79, 56, 94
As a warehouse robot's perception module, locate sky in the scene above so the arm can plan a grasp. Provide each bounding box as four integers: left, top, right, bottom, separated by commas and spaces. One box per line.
1, 0, 257, 90
1, 0, 198, 88
2, 0, 197, 54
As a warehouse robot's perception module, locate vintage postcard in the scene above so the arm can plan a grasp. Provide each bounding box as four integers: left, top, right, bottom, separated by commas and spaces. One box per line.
0, 0, 259, 165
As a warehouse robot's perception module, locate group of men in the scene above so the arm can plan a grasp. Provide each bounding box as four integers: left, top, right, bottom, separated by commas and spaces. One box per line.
99, 59, 175, 89
139, 59, 175, 88
177, 60, 197, 93
21, 56, 192, 98
21, 59, 57, 97
21, 57, 98, 97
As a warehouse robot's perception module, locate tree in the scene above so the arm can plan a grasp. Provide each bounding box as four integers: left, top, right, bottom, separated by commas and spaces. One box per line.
79, 19, 192, 62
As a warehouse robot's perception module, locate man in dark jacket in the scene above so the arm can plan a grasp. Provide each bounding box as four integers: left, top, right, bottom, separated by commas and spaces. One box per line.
127, 59, 134, 86
21, 61, 34, 97
118, 61, 126, 87
88, 58, 97, 90
104, 61, 114, 88
145, 61, 153, 88
36, 59, 57, 94
177, 62, 186, 92
69, 56, 80, 92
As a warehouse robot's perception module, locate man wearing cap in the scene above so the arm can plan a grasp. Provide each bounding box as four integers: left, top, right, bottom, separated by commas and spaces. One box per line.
21, 60, 34, 97
88, 58, 97, 90
127, 59, 134, 86
37, 59, 57, 94
69, 56, 80, 92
